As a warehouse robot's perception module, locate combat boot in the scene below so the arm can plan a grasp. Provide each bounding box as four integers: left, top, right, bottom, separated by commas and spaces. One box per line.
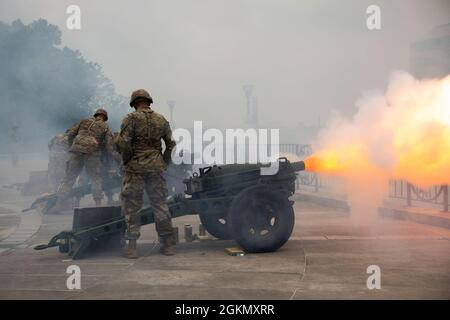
124, 239, 138, 259
94, 198, 102, 206
160, 236, 175, 256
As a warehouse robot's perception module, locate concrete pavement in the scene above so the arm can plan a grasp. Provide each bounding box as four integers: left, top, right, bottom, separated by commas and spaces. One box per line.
0, 199, 449, 299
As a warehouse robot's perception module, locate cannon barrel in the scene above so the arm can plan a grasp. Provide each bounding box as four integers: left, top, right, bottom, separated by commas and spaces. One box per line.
290, 160, 306, 172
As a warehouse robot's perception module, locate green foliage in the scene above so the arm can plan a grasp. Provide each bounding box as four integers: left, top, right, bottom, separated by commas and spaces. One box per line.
0, 19, 126, 151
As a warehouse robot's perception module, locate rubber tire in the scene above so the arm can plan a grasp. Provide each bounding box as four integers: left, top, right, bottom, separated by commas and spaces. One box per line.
228, 185, 294, 253
199, 212, 233, 240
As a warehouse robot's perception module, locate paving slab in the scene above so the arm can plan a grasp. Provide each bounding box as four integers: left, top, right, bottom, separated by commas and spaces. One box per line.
0, 185, 449, 299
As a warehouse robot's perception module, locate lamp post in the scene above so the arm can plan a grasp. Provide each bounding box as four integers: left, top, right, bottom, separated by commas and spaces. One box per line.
242, 85, 253, 124
167, 100, 176, 125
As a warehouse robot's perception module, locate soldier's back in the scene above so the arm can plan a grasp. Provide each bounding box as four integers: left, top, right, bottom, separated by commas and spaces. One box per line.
122, 109, 170, 173
70, 118, 110, 154
49, 134, 69, 153
77, 118, 109, 138
128, 109, 168, 142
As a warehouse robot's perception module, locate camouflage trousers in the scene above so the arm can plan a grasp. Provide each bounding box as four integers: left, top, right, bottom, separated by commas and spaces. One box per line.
48, 157, 67, 192
121, 171, 173, 240
60, 152, 103, 201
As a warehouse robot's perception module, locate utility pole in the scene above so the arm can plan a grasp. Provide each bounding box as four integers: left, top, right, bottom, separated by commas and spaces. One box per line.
167, 100, 176, 125
242, 85, 254, 124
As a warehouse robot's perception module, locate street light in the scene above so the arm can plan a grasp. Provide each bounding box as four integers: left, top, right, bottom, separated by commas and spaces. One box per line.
242, 84, 253, 123
167, 100, 176, 124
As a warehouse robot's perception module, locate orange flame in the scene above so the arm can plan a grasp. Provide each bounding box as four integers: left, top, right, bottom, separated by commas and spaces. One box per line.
305, 72, 450, 188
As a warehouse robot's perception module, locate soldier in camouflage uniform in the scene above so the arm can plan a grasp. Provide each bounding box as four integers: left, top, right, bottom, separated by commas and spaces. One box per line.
116, 89, 176, 258
74, 142, 121, 206
48, 133, 70, 192
49, 108, 115, 212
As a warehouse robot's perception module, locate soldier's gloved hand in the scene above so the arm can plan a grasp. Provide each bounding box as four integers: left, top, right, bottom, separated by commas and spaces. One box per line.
163, 151, 172, 165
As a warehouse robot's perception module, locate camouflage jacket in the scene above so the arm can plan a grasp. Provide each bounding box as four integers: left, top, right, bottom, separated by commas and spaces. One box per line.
116, 108, 176, 173
48, 134, 69, 156
67, 117, 115, 156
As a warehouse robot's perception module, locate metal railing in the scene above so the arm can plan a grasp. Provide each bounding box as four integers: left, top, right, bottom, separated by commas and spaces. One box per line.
389, 180, 449, 212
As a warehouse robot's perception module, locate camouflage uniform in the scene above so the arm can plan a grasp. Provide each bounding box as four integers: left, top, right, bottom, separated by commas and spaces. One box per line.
117, 107, 176, 241
59, 111, 115, 204
74, 148, 121, 205
48, 133, 70, 192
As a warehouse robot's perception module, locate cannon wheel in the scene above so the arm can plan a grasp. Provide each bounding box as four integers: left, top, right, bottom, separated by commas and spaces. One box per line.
199, 212, 233, 240
228, 185, 294, 253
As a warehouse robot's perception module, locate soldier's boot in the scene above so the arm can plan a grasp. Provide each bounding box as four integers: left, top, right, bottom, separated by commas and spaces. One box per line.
124, 239, 138, 259
94, 198, 102, 206
159, 236, 175, 256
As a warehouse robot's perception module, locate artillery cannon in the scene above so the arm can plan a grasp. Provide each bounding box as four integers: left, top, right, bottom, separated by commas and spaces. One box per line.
34, 158, 305, 259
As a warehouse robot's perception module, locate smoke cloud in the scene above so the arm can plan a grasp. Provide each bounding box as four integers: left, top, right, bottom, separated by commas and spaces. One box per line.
306, 71, 450, 219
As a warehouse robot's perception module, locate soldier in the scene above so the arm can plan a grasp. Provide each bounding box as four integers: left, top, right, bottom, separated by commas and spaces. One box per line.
74, 143, 121, 206
116, 89, 176, 259
49, 108, 115, 212
47, 132, 70, 192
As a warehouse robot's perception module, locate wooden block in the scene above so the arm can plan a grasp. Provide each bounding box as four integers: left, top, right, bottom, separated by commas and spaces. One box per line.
225, 247, 245, 256
184, 224, 194, 242
199, 223, 206, 236
196, 235, 211, 241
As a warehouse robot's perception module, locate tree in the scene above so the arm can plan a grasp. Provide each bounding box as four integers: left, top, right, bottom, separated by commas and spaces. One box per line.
0, 19, 126, 152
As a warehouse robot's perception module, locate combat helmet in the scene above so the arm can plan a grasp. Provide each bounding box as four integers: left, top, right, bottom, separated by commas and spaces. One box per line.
129, 89, 153, 107
94, 108, 108, 121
